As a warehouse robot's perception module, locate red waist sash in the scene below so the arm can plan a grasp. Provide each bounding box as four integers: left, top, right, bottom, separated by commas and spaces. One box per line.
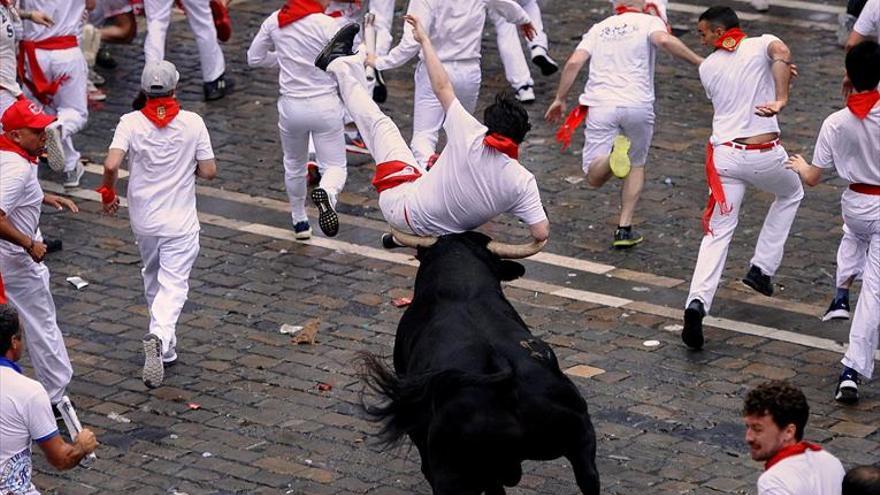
849, 183, 880, 195
372, 160, 422, 193
17, 36, 79, 104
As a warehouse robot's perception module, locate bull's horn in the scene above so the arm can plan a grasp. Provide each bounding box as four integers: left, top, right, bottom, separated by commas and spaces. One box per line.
390, 228, 437, 248
486, 239, 547, 259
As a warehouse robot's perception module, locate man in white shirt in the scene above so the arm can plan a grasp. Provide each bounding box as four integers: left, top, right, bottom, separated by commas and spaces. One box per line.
17, 0, 90, 186
786, 41, 880, 404
846, 0, 880, 50
545, 0, 703, 248
491, 0, 558, 103
743, 381, 845, 495
0, 305, 98, 494
247, 0, 349, 239
680, 6, 802, 350
143, 0, 230, 100
369, 0, 534, 168
99, 60, 217, 389
0, 97, 78, 408
318, 15, 550, 243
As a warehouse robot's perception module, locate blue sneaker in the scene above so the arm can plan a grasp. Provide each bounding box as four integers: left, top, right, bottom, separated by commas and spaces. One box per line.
293, 220, 312, 240
835, 367, 860, 403
822, 297, 850, 322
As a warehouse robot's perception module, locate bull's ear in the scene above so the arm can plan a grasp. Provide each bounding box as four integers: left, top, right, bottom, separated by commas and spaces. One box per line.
496, 260, 525, 281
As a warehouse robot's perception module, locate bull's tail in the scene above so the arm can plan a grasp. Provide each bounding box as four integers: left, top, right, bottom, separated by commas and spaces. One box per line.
357, 351, 514, 448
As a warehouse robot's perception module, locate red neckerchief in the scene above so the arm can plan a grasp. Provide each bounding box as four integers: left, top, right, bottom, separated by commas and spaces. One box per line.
483, 133, 520, 160
278, 0, 325, 27
0, 134, 38, 164
140, 97, 180, 128
556, 105, 589, 151
714, 27, 747, 52
615, 5, 643, 14
765, 442, 822, 470
0, 0, 11, 7
847, 89, 880, 120
0, 272, 6, 305
702, 141, 733, 235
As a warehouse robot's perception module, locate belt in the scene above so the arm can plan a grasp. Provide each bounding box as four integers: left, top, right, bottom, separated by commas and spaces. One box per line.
849, 183, 880, 195
720, 139, 780, 151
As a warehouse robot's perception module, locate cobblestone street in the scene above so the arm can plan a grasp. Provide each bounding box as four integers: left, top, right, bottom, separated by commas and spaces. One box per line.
17, 0, 880, 493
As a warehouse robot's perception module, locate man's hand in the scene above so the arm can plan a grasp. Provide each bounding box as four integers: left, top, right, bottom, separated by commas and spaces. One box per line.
365, 53, 377, 68
404, 14, 427, 44
519, 22, 536, 41
545, 99, 566, 124
27, 10, 54, 27
102, 197, 120, 216
25, 240, 46, 263
755, 100, 786, 117
784, 154, 808, 173
43, 194, 79, 213
75, 429, 98, 454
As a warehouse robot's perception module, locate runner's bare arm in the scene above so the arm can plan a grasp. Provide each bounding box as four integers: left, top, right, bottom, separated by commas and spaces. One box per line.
196, 159, 217, 180
755, 40, 792, 117
0, 209, 44, 261
100, 149, 125, 215
545, 49, 589, 124
785, 154, 823, 187
38, 429, 97, 471
406, 15, 456, 111
649, 31, 703, 66
529, 220, 550, 243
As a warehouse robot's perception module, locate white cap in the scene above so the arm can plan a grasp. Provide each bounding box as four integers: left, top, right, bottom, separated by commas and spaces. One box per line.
141, 61, 180, 96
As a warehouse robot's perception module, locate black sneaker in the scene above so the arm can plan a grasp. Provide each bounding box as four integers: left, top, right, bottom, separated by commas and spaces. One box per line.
315, 23, 360, 71
311, 188, 339, 237
822, 297, 850, 321
835, 367, 860, 403
381, 233, 404, 249
742, 265, 773, 297
612, 227, 643, 249
372, 69, 387, 103
530, 47, 559, 76
682, 299, 705, 350
96, 47, 117, 69
142, 333, 164, 389
204, 74, 234, 101
293, 220, 311, 240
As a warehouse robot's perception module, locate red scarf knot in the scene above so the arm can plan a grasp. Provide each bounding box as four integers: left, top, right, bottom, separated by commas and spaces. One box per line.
714, 27, 747, 52
278, 0, 326, 27
702, 141, 733, 235
614, 5, 643, 14
847, 89, 880, 120
140, 97, 180, 128
95, 185, 117, 205
17, 37, 78, 104
0, 134, 38, 163
765, 442, 822, 470
372, 160, 422, 193
483, 133, 520, 160
555, 105, 589, 152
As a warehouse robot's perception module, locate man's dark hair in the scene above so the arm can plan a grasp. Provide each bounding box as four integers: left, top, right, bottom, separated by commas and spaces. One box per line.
742, 380, 809, 441
843, 466, 880, 495
484, 92, 531, 144
0, 304, 21, 355
846, 41, 880, 92
698, 6, 741, 30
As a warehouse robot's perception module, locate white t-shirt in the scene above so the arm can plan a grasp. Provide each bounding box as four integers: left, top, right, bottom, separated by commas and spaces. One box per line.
700, 35, 782, 145
576, 12, 667, 108
0, 364, 60, 495
757, 449, 845, 495
19, 0, 83, 40
854, 0, 880, 41
812, 104, 880, 221
406, 99, 547, 236
109, 109, 214, 237
0, 150, 43, 257
246, 11, 343, 99
0, 4, 23, 96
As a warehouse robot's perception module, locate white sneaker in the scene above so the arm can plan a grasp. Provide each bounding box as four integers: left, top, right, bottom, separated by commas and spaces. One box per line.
750, 0, 769, 12
515, 85, 535, 103
44, 122, 66, 172
63, 161, 85, 188
89, 69, 105, 87
142, 334, 164, 388
87, 79, 106, 102
530, 46, 559, 76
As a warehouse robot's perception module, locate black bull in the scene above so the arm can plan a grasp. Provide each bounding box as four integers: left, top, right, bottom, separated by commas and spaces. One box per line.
360, 232, 600, 495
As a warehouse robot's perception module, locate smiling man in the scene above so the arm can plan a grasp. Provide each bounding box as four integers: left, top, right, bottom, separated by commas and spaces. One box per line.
743, 381, 845, 495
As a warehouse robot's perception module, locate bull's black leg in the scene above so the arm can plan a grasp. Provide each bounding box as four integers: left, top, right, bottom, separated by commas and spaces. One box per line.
485, 485, 506, 495
566, 420, 600, 495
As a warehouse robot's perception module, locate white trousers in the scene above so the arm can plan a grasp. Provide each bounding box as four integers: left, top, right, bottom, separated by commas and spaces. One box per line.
327, 53, 421, 233
369, 0, 395, 56
582, 105, 655, 169
411, 60, 481, 167
835, 223, 868, 287
0, 88, 17, 116
490, 0, 549, 90
25, 47, 88, 173
144, 0, 225, 82
136, 231, 200, 361
278, 94, 348, 224
686, 145, 804, 312
0, 252, 72, 404
841, 214, 880, 378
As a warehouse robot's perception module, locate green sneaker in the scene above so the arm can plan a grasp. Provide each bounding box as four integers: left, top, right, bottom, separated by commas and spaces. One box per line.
609, 135, 632, 179
612, 228, 643, 248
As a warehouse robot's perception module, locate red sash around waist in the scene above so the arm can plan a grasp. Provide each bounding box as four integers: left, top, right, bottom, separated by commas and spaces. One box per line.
555, 105, 588, 151
17, 36, 79, 104
372, 160, 422, 194
850, 183, 880, 195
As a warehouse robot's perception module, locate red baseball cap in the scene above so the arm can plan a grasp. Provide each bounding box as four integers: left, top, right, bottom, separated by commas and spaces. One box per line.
1, 98, 56, 132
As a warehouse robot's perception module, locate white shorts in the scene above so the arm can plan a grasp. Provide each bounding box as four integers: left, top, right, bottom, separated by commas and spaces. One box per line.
582, 105, 655, 172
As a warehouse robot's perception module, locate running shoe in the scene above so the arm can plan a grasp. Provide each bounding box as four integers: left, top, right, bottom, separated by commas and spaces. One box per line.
294, 220, 312, 240
835, 367, 860, 403
609, 135, 632, 179
515, 85, 535, 103
822, 297, 851, 321
612, 227, 643, 248
530, 46, 559, 76
311, 188, 339, 237
345, 132, 370, 155
682, 299, 706, 350
307, 161, 321, 187
62, 162, 84, 188
44, 123, 66, 172
742, 264, 773, 297
142, 334, 164, 389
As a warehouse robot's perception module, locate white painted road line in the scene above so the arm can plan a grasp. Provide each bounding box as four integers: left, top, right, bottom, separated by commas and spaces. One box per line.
44, 181, 877, 360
